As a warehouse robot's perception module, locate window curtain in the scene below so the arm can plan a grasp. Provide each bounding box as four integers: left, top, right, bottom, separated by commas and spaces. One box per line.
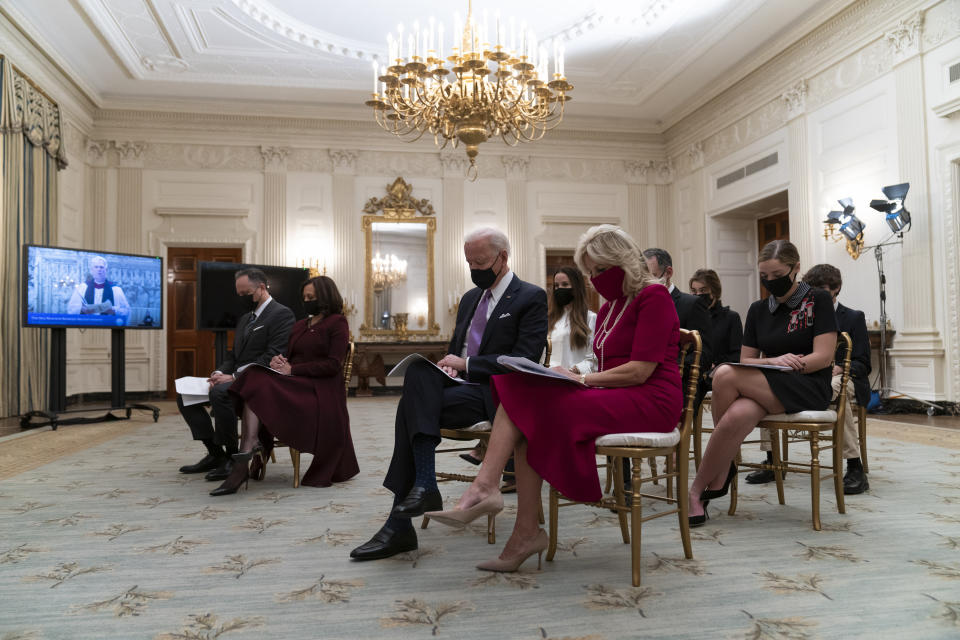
0, 56, 67, 417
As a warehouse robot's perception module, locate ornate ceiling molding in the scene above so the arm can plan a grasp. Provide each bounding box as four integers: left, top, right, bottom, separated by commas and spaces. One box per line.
116, 140, 147, 168
259, 145, 290, 172
328, 149, 358, 175
884, 11, 924, 65
502, 156, 531, 181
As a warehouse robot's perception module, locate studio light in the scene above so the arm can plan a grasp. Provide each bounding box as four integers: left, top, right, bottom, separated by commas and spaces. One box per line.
869, 182, 911, 233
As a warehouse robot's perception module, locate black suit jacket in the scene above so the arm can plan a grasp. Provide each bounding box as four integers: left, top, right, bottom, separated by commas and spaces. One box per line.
449, 273, 548, 419
671, 287, 713, 373
219, 298, 296, 375
835, 302, 872, 406
710, 304, 743, 365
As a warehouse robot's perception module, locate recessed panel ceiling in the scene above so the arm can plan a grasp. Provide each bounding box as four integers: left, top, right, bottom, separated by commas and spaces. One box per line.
2, 0, 844, 124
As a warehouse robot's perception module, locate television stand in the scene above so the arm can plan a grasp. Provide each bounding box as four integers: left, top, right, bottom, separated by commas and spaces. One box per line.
19, 328, 160, 431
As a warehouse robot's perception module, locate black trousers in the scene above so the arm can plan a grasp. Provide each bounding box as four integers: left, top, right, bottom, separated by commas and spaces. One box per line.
176, 381, 238, 452
383, 360, 488, 497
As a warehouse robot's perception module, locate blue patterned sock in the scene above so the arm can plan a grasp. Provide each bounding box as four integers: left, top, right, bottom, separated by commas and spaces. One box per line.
385, 494, 414, 533
412, 434, 439, 491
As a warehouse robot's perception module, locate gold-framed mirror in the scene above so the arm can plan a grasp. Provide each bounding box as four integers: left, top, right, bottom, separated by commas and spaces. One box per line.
359, 178, 440, 338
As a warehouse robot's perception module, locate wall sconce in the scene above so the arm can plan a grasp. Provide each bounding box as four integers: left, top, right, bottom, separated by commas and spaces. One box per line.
343, 291, 359, 316
822, 197, 865, 260
447, 291, 460, 316
297, 257, 327, 277
869, 182, 911, 233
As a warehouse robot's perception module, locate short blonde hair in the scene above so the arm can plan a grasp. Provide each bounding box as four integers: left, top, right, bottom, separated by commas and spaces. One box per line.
574, 225, 659, 300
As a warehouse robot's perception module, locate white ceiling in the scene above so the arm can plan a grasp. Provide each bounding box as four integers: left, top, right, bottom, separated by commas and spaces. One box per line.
4, 0, 846, 129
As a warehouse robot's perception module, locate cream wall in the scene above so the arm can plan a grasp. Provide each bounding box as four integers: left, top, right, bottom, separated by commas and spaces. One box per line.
665, 0, 960, 402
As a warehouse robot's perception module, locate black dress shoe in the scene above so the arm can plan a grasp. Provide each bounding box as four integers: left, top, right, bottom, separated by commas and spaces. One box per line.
688, 500, 710, 528
350, 525, 418, 561
204, 459, 234, 481
702, 462, 737, 500
209, 463, 249, 497
843, 465, 869, 495
179, 454, 221, 474
745, 468, 776, 484
459, 453, 482, 466
390, 487, 443, 519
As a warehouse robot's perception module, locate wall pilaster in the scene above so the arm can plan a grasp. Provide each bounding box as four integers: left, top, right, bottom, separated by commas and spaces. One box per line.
441, 154, 469, 330
260, 146, 290, 266
885, 19, 945, 399
116, 141, 145, 253
85, 140, 108, 252
329, 149, 360, 330
625, 161, 651, 247
503, 156, 531, 278
782, 80, 814, 265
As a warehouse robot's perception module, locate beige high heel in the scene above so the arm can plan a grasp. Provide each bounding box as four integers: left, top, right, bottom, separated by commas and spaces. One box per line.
424, 492, 504, 528
476, 529, 548, 572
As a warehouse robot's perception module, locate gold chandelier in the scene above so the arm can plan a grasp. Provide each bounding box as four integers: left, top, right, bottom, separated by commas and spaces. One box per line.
365, 0, 573, 180
371, 252, 407, 291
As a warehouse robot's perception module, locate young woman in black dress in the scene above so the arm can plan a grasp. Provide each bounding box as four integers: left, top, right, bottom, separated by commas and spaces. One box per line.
687, 240, 837, 526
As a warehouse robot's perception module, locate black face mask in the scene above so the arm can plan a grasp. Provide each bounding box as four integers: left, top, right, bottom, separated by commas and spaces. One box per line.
761, 270, 796, 298
553, 288, 574, 307
303, 299, 322, 316
239, 293, 258, 312
696, 293, 713, 308
470, 254, 502, 290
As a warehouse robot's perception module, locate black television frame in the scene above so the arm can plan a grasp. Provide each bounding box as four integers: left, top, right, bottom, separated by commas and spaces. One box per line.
21, 243, 164, 330
195, 261, 310, 332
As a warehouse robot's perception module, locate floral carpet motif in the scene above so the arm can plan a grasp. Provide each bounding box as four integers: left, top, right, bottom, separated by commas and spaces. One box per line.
1, 398, 958, 639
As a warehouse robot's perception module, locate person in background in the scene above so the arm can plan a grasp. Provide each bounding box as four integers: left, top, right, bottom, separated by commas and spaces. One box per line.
548, 266, 597, 376
349, 227, 548, 562
212, 275, 359, 496
802, 263, 871, 494
176, 268, 295, 483
689, 268, 743, 408
688, 240, 837, 526
66, 255, 130, 317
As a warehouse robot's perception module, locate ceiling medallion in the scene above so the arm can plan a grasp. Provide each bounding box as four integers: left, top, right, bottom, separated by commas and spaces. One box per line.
365, 0, 573, 180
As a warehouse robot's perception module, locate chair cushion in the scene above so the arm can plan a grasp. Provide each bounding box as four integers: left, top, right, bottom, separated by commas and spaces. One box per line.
762, 410, 837, 423
458, 420, 492, 432
595, 428, 681, 448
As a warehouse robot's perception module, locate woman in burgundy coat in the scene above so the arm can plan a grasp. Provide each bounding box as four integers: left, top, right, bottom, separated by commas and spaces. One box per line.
211, 275, 359, 495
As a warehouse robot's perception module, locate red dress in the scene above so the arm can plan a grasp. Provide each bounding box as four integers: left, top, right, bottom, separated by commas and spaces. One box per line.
491, 284, 682, 502
230, 314, 359, 487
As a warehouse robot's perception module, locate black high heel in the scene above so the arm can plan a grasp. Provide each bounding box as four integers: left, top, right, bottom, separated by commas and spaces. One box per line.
210, 461, 250, 496
688, 499, 710, 528
701, 462, 737, 501
233, 444, 264, 464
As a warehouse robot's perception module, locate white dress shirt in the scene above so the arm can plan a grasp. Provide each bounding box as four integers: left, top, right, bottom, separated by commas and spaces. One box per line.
549, 308, 597, 373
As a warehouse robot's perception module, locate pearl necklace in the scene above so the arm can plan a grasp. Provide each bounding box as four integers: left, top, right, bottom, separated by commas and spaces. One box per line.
595, 297, 628, 372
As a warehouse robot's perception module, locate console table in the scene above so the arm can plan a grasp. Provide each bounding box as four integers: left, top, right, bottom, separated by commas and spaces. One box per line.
353, 340, 449, 396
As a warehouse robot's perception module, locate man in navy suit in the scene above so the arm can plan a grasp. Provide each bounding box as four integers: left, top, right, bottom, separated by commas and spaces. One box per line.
351, 227, 548, 560
803, 264, 872, 494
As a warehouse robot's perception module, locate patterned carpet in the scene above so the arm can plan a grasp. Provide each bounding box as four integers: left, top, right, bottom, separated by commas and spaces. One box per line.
1, 398, 959, 640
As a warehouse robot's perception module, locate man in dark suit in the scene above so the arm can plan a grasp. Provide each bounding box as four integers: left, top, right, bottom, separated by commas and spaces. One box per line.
177, 268, 295, 483
351, 227, 548, 561
803, 264, 871, 494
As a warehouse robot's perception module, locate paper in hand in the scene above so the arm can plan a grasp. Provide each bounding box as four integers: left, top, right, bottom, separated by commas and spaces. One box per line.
388, 353, 473, 384
175, 376, 210, 406
496, 355, 589, 386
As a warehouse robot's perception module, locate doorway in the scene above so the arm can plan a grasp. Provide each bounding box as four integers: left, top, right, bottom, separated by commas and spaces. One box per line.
166, 247, 243, 398
757, 210, 790, 298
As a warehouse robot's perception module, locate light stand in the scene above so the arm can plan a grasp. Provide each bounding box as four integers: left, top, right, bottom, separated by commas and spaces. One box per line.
866, 235, 942, 415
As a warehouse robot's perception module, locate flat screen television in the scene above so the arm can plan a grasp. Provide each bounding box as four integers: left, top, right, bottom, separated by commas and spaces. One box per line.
197, 262, 310, 330
22, 244, 163, 329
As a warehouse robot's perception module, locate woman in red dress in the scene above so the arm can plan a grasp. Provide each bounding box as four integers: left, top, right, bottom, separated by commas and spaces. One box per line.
426, 224, 683, 571
210, 275, 359, 496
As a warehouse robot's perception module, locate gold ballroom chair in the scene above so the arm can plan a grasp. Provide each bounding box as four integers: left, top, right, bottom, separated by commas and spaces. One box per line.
857, 404, 869, 474
546, 329, 702, 587
692, 391, 713, 470
268, 341, 355, 488
422, 337, 552, 544
727, 332, 852, 530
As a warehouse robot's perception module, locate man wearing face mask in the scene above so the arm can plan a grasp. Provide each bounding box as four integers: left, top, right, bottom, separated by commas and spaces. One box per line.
801, 264, 871, 494
351, 227, 547, 561
176, 268, 295, 481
